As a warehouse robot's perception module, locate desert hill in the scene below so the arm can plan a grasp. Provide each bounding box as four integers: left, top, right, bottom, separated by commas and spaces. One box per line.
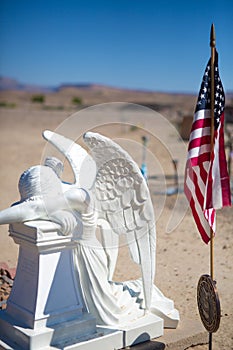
1, 76, 232, 130
0, 76, 196, 114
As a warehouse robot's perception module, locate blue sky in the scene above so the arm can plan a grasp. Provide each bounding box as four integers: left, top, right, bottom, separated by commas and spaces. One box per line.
0, 0, 233, 93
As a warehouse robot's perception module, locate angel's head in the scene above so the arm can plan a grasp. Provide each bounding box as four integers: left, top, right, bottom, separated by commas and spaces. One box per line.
18, 165, 63, 202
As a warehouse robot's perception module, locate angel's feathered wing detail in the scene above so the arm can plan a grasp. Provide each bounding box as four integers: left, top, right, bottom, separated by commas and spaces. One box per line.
43, 130, 156, 310
83, 132, 156, 310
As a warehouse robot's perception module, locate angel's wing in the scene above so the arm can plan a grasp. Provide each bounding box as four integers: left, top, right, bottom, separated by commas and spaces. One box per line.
42, 130, 95, 189
83, 132, 156, 310
43, 130, 119, 281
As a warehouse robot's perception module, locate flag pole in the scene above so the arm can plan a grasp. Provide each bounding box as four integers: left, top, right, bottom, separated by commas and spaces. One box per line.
210, 23, 215, 282
209, 23, 216, 350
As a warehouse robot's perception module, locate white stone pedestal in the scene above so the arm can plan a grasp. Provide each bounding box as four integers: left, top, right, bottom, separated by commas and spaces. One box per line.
0, 221, 102, 349
6, 221, 88, 329
0, 221, 164, 350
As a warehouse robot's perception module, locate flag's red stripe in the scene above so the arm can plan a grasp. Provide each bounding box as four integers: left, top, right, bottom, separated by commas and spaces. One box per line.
205, 153, 214, 209
221, 177, 232, 206
199, 162, 208, 186
190, 152, 210, 166
191, 118, 211, 132
211, 209, 215, 226
184, 180, 210, 244
190, 197, 210, 244
188, 135, 211, 151
218, 114, 231, 206
192, 168, 205, 208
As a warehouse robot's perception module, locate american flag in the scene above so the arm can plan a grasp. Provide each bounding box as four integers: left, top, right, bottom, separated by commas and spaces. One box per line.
184, 50, 231, 244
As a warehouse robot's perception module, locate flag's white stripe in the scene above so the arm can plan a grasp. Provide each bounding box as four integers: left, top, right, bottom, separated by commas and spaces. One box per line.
204, 209, 213, 228
188, 143, 211, 159
186, 170, 211, 236
193, 109, 211, 122
204, 208, 216, 232
190, 166, 206, 196
203, 161, 209, 174
189, 126, 211, 142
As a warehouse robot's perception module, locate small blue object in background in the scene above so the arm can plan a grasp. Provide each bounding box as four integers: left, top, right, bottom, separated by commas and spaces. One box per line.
141, 163, 147, 181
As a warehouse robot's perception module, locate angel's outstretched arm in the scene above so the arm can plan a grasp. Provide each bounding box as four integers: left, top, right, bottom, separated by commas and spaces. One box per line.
0, 200, 45, 225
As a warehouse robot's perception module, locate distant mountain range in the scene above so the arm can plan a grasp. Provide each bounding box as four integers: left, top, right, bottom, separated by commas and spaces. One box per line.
0, 76, 107, 93
1, 76, 233, 96
0, 76, 54, 92
0, 76, 150, 94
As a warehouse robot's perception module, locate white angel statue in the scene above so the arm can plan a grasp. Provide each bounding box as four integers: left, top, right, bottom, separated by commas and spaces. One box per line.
0, 131, 179, 327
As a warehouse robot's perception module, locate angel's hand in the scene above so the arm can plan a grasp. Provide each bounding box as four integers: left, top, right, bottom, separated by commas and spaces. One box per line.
49, 210, 77, 235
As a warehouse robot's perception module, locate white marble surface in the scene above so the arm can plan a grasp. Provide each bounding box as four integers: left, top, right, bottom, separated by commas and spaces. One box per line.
0, 221, 97, 349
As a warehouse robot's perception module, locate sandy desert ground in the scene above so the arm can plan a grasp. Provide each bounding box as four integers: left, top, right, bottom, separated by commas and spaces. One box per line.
0, 93, 232, 349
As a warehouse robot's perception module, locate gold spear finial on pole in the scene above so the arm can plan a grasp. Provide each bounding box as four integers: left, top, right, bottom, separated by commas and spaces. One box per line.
210, 23, 216, 48
210, 24, 215, 282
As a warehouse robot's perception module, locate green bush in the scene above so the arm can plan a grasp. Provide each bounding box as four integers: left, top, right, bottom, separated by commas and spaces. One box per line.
0, 101, 16, 108
72, 96, 82, 105
31, 94, 45, 103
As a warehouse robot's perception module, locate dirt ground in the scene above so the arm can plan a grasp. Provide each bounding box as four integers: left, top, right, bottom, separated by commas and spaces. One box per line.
0, 103, 232, 349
